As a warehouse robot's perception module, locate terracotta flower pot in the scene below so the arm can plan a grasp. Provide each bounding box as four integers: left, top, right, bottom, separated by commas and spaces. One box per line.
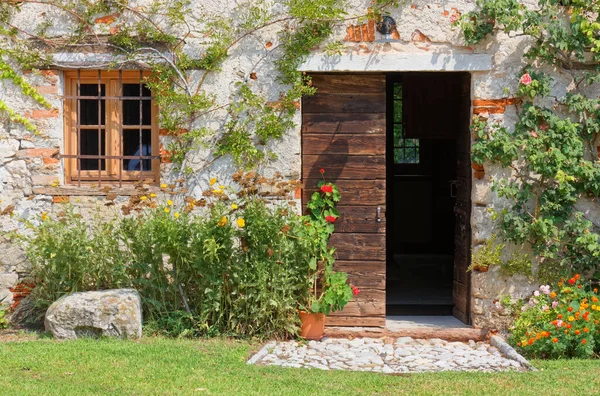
299, 311, 325, 340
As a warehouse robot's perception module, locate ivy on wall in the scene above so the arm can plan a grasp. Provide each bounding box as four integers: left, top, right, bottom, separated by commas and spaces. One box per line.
456, 0, 600, 280
0, 0, 397, 172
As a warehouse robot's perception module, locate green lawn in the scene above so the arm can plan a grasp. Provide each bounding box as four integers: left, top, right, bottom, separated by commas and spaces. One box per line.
0, 337, 598, 395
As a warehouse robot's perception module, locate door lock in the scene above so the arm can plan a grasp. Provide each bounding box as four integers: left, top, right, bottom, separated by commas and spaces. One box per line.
376, 207, 382, 223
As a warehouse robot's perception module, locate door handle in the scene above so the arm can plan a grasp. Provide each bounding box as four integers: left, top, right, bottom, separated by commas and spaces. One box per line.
376, 207, 382, 223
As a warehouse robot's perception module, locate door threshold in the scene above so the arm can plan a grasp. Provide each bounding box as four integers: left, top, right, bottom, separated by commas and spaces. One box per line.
386, 315, 469, 330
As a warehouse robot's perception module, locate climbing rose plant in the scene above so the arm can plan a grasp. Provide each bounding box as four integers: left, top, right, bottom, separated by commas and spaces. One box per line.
456, 0, 600, 281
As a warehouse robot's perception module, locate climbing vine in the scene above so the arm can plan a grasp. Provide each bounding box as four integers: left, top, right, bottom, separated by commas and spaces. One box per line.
0, 0, 397, 173
456, 0, 600, 280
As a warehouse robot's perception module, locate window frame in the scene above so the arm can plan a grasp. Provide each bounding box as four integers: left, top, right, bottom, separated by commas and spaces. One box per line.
63, 70, 160, 185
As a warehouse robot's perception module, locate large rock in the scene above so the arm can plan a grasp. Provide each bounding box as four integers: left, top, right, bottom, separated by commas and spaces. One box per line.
44, 289, 142, 340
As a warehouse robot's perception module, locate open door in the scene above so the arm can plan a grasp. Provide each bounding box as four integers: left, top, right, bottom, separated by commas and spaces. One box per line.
452, 74, 472, 324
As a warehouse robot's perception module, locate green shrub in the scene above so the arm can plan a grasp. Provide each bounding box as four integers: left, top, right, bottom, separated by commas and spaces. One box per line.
14, 207, 130, 322
14, 174, 316, 339
509, 274, 600, 358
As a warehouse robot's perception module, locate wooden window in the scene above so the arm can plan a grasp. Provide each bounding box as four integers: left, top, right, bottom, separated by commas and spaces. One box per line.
392, 82, 419, 164
63, 70, 160, 185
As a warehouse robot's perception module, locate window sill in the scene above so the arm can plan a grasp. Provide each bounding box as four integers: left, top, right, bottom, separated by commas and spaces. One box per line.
33, 184, 161, 196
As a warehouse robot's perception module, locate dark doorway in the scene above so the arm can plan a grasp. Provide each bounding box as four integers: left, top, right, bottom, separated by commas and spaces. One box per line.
385, 72, 472, 322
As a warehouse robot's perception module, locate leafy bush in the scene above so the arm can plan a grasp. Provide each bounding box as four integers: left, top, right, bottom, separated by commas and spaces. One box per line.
509, 275, 600, 358
12, 173, 323, 339
14, 207, 130, 322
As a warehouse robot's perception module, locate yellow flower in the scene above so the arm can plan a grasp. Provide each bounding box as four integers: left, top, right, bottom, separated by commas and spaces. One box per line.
150, 193, 157, 198
219, 185, 225, 189
236, 218, 245, 228
174, 212, 180, 219
568, 316, 575, 322
212, 189, 222, 194
217, 216, 228, 227
160, 183, 167, 188
164, 207, 170, 213
51, 180, 59, 187
209, 177, 217, 186
167, 199, 173, 206
140, 196, 147, 201
41, 212, 48, 221
231, 203, 238, 210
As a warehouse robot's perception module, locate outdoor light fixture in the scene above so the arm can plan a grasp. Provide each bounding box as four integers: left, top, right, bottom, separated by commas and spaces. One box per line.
375, 16, 398, 50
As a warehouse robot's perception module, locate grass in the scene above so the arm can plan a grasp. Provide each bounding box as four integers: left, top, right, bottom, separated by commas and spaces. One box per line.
1, 336, 599, 395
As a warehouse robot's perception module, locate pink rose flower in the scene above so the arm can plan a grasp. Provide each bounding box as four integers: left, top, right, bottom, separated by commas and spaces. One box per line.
542, 305, 549, 311
520, 73, 533, 85
540, 285, 551, 295
450, 13, 460, 23
556, 319, 563, 327
552, 301, 559, 309
533, 290, 540, 297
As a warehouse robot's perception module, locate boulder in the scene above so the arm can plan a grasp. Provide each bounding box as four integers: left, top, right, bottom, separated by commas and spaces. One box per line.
44, 289, 142, 340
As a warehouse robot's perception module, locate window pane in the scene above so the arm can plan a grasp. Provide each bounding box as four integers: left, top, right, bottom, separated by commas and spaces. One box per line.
393, 124, 403, 146
122, 129, 152, 171
393, 83, 402, 100
79, 84, 105, 125
393, 100, 402, 123
123, 84, 152, 125
79, 129, 106, 170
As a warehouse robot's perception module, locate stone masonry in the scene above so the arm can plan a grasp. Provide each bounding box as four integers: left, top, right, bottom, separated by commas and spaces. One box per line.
0, 0, 589, 330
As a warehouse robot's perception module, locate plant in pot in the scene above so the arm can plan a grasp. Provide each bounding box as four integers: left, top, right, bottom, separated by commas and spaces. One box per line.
297, 170, 359, 340
468, 234, 504, 273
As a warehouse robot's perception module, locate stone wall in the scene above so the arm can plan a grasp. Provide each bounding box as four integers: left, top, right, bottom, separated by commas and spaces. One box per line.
0, 0, 591, 330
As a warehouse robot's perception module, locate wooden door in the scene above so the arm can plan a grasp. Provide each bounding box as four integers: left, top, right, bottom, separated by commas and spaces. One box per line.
452, 73, 472, 324
302, 74, 386, 327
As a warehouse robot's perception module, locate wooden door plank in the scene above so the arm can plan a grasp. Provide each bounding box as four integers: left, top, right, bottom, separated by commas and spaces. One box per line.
334, 206, 386, 233
330, 233, 386, 261
302, 180, 386, 206
302, 93, 386, 114
302, 154, 385, 180
303, 134, 386, 156
334, 260, 386, 289
327, 289, 385, 317
326, 316, 385, 327
310, 74, 385, 94
302, 113, 386, 134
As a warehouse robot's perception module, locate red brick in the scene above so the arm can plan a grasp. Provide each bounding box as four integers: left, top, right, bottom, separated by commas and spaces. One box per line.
34, 86, 59, 94
345, 25, 356, 42
294, 188, 301, 199
411, 29, 431, 42
53, 196, 70, 204
39, 70, 58, 77
43, 157, 59, 164
26, 109, 59, 119
353, 25, 362, 42
26, 148, 59, 157
95, 13, 119, 24
472, 98, 518, 107
473, 107, 505, 115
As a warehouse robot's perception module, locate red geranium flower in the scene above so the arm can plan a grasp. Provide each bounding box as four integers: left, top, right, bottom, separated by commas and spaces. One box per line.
320, 185, 333, 193
568, 307, 574, 312
520, 73, 533, 85
351, 285, 360, 296
325, 215, 336, 223
582, 339, 587, 345
552, 337, 558, 343
319, 168, 325, 174
568, 278, 576, 285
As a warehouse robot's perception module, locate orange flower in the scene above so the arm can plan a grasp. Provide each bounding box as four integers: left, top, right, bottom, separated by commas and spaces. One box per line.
568, 307, 574, 312
558, 314, 563, 319
578, 285, 582, 289
594, 288, 598, 293
558, 282, 563, 287
582, 339, 587, 345
552, 337, 559, 343
584, 327, 589, 333
575, 329, 581, 335
592, 297, 598, 303
550, 292, 557, 299
528, 338, 534, 345
567, 324, 572, 329
575, 274, 581, 280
